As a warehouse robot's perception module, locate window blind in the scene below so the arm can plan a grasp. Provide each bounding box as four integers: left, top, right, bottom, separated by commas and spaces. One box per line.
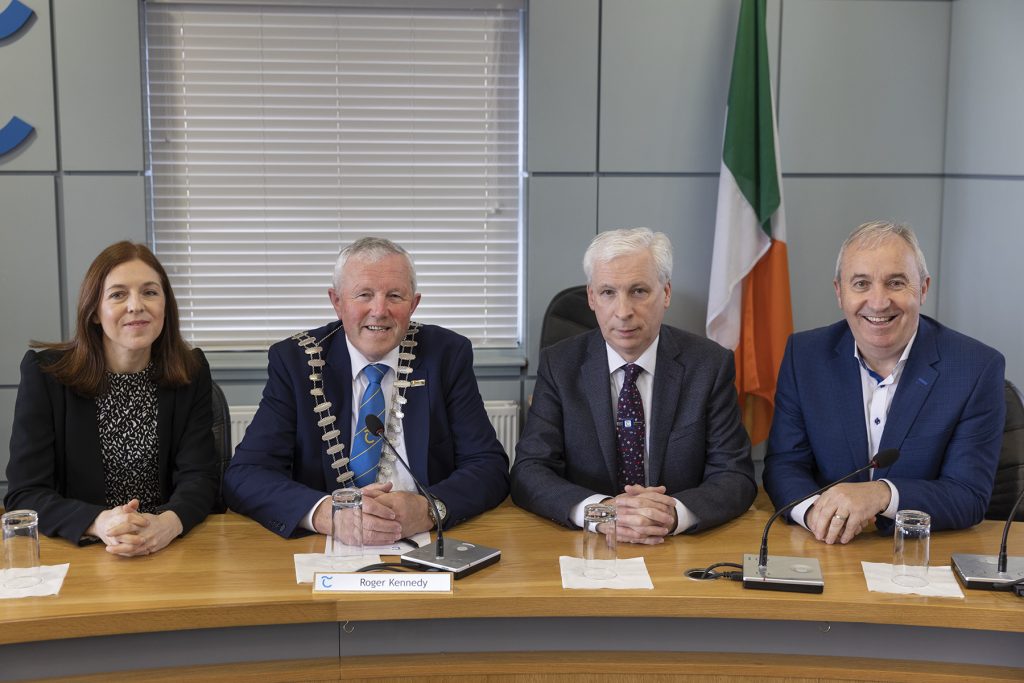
144, 4, 522, 350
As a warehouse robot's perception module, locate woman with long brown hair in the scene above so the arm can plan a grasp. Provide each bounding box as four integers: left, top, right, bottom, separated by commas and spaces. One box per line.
5, 241, 218, 556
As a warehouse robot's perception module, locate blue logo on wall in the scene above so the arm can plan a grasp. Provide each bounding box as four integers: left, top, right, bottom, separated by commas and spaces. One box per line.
0, 0, 33, 40
0, 116, 33, 154
1, 0, 36, 157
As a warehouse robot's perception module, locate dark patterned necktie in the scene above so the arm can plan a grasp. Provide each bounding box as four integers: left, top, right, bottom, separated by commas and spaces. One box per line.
352, 363, 387, 486
615, 363, 646, 490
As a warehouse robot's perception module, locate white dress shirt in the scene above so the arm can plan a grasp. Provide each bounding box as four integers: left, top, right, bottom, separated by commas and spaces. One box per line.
570, 337, 697, 534
789, 333, 917, 527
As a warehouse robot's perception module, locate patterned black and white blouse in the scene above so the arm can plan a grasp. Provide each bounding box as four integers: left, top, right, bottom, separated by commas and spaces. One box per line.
95, 364, 161, 512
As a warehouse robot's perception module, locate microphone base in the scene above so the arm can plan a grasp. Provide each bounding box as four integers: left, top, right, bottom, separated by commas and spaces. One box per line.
951, 553, 1024, 590
400, 538, 500, 580
742, 553, 824, 594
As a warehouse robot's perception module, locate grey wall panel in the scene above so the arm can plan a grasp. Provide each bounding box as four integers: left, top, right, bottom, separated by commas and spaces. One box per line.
0, 176, 60, 385
596, 176, 718, 337
939, 178, 1024, 384
945, 0, 1024, 175
0, 388, 16, 489
779, 0, 950, 174
599, 0, 739, 173
52, 0, 143, 171
783, 176, 943, 334
0, 0, 57, 171
62, 175, 147, 330
526, 177, 597, 372
526, 0, 599, 172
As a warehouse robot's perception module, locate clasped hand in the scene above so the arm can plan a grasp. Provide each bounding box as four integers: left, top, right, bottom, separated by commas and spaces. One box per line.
86, 499, 183, 557
805, 481, 890, 545
606, 484, 678, 545
314, 482, 434, 545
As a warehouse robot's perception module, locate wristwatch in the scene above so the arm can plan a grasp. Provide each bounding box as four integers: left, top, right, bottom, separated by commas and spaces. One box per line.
432, 498, 448, 528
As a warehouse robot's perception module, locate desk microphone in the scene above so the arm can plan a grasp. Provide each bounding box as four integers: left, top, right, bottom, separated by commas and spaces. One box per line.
364, 414, 500, 579
951, 486, 1024, 590
743, 448, 901, 593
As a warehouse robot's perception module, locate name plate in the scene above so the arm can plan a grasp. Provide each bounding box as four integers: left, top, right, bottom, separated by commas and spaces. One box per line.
313, 572, 453, 593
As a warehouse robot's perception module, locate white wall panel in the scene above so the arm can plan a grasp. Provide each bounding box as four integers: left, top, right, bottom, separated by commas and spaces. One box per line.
53, 0, 143, 171
526, 177, 597, 370
783, 176, 943, 334
779, 0, 950, 174
0, 176, 60, 385
939, 178, 1024, 384
526, 0, 599, 172
597, 176, 718, 336
0, 0, 57, 171
945, 0, 1024, 175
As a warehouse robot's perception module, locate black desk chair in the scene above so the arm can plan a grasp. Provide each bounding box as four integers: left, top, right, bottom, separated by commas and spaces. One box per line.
538, 285, 598, 351
986, 379, 1024, 521
210, 380, 232, 513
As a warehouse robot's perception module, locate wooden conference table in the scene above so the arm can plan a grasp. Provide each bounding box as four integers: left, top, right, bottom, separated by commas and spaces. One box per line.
2, 499, 1023, 682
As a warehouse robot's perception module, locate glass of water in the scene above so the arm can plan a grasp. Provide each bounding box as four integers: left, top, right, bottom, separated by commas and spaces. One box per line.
582, 503, 617, 580
3, 510, 43, 589
892, 509, 931, 587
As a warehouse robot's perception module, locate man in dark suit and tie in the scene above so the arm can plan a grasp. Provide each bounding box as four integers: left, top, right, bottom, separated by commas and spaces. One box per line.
224, 237, 509, 541
511, 228, 756, 543
764, 221, 1005, 544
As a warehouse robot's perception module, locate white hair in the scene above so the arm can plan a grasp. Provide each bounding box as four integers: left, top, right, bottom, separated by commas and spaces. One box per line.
834, 221, 929, 283
583, 227, 673, 284
332, 236, 417, 292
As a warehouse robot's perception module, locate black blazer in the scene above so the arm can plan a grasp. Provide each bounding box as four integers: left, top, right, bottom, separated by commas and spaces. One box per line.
511, 325, 756, 532
4, 348, 219, 544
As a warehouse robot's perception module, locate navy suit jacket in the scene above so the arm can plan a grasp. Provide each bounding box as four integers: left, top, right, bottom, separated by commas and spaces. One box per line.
223, 321, 510, 538
763, 315, 1005, 532
5, 349, 218, 544
510, 326, 756, 531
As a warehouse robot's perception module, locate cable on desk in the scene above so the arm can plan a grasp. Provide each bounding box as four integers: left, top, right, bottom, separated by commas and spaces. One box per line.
685, 561, 743, 581
355, 562, 442, 574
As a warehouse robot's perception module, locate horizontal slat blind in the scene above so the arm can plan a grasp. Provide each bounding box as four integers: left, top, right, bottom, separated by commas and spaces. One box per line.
144, 4, 522, 350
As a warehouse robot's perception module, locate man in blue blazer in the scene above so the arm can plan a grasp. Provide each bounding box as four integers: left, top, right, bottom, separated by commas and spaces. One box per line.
512, 229, 755, 543
764, 221, 1005, 544
224, 238, 509, 540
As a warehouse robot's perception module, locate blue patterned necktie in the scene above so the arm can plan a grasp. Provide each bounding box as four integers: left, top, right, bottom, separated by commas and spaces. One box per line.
352, 363, 387, 487
615, 363, 646, 491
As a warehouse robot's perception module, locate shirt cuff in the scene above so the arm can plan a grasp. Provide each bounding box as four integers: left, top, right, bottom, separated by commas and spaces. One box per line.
302, 495, 331, 533
571, 493, 613, 530
672, 499, 697, 534
790, 495, 820, 530
878, 479, 899, 519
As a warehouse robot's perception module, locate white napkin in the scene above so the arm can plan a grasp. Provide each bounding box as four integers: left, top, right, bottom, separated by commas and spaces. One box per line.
861, 561, 964, 598
324, 531, 430, 556
0, 564, 70, 599
293, 553, 382, 584
559, 556, 654, 590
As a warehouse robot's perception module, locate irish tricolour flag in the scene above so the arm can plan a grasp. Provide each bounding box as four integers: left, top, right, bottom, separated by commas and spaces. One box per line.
706, 0, 792, 446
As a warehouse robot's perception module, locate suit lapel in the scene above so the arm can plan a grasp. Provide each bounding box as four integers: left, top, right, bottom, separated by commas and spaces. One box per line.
67, 391, 106, 498
157, 385, 174, 492
325, 324, 354, 488
829, 329, 871, 479
404, 340, 430, 484
649, 330, 683, 486
581, 332, 618, 487
878, 319, 939, 478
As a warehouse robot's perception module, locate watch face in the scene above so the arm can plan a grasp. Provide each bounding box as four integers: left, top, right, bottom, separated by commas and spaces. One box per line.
434, 499, 446, 521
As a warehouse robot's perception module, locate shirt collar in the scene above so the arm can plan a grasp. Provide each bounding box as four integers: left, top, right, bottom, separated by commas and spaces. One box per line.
345, 337, 399, 379
853, 330, 917, 383
605, 335, 660, 376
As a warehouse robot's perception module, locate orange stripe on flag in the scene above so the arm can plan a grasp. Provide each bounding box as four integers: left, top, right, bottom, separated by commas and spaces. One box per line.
735, 239, 792, 445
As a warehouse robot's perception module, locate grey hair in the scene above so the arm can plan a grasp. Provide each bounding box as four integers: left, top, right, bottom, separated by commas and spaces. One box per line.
834, 221, 929, 283
332, 236, 417, 292
583, 227, 673, 284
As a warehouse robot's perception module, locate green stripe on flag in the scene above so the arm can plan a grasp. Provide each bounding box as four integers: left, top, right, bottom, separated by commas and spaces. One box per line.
722, 0, 780, 236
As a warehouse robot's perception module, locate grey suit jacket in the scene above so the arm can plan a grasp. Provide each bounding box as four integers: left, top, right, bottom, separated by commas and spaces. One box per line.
511, 325, 755, 531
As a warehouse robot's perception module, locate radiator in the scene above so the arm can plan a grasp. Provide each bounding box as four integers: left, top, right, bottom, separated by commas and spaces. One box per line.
230, 400, 520, 463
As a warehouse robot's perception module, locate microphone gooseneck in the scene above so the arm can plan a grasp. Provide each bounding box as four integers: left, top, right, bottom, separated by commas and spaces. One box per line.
364, 414, 445, 558
998, 486, 1024, 574
758, 448, 901, 570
